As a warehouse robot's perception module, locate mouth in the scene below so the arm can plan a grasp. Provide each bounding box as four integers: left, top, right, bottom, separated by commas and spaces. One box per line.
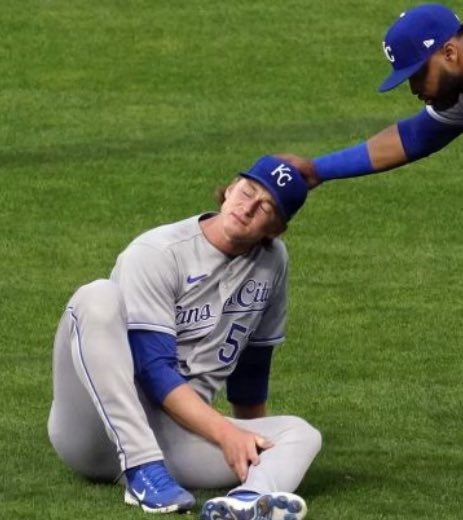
231, 212, 248, 226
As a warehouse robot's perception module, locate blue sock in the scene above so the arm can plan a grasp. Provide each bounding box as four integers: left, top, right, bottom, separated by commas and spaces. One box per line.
228, 491, 260, 501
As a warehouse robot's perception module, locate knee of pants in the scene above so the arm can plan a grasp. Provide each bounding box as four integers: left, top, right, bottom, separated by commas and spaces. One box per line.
48, 405, 120, 482
286, 416, 323, 456
71, 279, 127, 327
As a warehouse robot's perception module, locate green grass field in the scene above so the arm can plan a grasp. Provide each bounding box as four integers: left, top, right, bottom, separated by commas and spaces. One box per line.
1, 1, 462, 519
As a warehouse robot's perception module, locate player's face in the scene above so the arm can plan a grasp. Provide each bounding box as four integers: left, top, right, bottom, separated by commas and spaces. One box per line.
220, 178, 285, 246
409, 48, 463, 111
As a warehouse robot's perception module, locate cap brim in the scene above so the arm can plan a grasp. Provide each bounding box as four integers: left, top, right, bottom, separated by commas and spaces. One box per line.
378, 60, 427, 93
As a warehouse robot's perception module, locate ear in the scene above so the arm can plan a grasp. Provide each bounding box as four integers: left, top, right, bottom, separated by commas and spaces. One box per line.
442, 40, 459, 65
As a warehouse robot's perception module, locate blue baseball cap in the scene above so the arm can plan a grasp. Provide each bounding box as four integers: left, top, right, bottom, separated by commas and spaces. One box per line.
378, 3, 461, 92
239, 155, 309, 221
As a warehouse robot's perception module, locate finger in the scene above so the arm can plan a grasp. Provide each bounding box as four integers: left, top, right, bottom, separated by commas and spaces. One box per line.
248, 447, 260, 467
235, 459, 249, 483
255, 435, 274, 450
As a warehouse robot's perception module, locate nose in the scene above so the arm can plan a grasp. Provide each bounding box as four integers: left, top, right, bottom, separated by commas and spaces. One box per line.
242, 198, 259, 216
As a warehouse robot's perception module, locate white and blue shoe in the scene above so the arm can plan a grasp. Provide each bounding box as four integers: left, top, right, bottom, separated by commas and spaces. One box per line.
200, 491, 307, 520
125, 461, 196, 513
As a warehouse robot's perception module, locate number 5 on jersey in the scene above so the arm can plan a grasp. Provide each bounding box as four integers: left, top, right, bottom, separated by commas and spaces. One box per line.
218, 323, 248, 364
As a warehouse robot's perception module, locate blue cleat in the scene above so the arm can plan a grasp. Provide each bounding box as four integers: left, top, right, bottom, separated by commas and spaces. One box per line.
125, 461, 196, 513
200, 492, 307, 520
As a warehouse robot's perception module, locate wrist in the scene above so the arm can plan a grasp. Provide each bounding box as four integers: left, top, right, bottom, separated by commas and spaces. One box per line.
211, 416, 236, 446
313, 142, 374, 180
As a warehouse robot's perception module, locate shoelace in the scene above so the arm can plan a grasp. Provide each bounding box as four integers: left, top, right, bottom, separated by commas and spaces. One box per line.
141, 465, 180, 493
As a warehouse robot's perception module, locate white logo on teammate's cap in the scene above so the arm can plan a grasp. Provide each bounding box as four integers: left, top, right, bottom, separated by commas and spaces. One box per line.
423, 39, 435, 48
382, 41, 395, 62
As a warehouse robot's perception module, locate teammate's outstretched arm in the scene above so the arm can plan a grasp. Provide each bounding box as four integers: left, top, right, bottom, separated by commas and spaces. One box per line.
307, 111, 462, 187
307, 122, 407, 188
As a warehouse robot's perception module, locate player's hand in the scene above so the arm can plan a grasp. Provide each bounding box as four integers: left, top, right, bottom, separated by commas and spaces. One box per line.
301, 159, 323, 189
276, 153, 323, 189
218, 423, 274, 482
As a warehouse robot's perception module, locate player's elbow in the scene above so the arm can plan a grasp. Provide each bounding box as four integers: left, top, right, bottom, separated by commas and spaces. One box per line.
398, 110, 462, 162
232, 402, 267, 419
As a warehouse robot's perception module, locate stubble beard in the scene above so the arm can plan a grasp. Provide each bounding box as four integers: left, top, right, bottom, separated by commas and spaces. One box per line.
432, 70, 463, 111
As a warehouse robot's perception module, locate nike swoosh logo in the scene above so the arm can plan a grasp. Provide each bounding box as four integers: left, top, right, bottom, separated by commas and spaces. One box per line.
132, 488, 146, 502
187, 274, 208, 284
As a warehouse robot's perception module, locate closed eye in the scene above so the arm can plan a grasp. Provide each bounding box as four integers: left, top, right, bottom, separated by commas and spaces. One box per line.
240, 186, 255, 198
259, 201, 274, 214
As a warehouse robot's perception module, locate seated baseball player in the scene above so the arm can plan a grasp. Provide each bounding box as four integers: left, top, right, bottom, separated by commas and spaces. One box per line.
47, 154, 322, 520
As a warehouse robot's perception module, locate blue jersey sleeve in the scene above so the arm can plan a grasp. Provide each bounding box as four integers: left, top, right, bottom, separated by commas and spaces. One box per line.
128, 330, 186, 404
226, 346, 274, 406
397, 108, 463, 161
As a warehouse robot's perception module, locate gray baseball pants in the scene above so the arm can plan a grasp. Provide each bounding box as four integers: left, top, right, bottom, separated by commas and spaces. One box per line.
47, 279, 322, 492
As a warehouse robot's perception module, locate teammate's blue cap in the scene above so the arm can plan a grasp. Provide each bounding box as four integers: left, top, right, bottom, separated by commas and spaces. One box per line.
378, 3, 461, 92
240, 155, 309, 221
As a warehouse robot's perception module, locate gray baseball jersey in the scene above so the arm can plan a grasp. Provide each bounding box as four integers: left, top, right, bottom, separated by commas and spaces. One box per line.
427, 94, 463, 125
110, 213, 288, 404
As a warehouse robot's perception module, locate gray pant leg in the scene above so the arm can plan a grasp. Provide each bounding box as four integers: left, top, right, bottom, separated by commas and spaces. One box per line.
232, 415, 322, 494
144, 403, 237, 489
47, 279, 162, 480
145, 404, 322, 493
